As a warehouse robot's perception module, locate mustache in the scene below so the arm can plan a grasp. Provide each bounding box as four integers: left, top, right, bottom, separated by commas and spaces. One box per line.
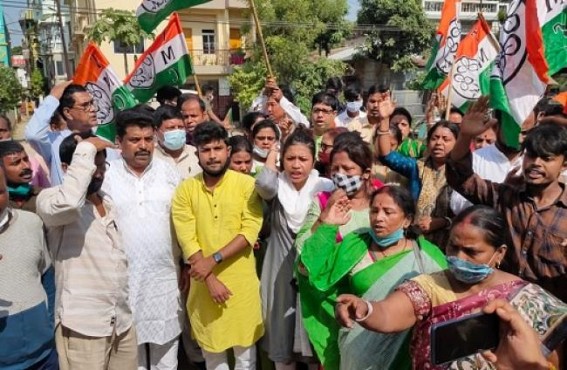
135, 150, 150, 156
19, 169, 32, 177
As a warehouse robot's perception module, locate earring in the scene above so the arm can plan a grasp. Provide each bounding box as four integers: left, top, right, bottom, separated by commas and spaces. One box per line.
496, 261, 501, 269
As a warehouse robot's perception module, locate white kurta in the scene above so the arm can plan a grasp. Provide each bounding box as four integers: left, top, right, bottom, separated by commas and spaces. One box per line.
102, 157, 183, 345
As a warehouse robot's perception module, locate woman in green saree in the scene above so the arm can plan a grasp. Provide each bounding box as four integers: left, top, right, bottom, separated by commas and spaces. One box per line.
297, 185, 447, 370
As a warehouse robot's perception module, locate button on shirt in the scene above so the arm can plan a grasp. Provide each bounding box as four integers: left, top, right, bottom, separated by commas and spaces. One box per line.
446, 152, 567, 302
36, 142, 132, 337
102, 157, 183, 345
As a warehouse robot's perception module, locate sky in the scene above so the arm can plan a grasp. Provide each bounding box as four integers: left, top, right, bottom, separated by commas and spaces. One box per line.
3, 0, 25, 47
2, 0, 361, 48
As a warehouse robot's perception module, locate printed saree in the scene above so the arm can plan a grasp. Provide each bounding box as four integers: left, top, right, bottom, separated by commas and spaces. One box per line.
298, 225, 447, 370
398, 272, 567, 369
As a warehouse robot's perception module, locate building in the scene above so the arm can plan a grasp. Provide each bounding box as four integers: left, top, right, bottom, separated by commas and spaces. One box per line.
70, 0, 253, 118
0, 2, 10, 66
422, 0, 510, 32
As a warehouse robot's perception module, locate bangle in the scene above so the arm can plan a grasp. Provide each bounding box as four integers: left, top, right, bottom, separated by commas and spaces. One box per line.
355, 300, 374, 322
376, 130, 390, 136
444, 216, 453, 229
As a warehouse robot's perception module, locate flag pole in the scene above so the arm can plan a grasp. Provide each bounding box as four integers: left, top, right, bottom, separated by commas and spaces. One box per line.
478, 12, 502, 53
445, 61, 456, 120
193, 74, 203, 97
249, 0, 273, 77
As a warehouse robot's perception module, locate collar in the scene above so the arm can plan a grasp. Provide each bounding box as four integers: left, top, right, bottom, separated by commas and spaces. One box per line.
156, 143, 193, 162
519, 182, 567, 208
199, 168, 231, 192
121, 157, 154, 178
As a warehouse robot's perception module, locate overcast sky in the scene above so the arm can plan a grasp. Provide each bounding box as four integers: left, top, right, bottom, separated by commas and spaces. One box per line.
347, 0, 360, 21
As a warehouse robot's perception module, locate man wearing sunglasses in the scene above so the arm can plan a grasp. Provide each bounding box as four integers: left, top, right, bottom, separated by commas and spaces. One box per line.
25, 81, 99, 186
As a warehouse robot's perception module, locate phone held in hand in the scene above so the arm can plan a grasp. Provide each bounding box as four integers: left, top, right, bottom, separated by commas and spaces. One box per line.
430, 312, 500, 366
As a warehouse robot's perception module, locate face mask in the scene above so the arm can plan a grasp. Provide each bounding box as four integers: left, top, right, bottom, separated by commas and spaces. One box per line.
332, 172, 363, 196
8, 183, 33, 198
369, 227, 404, 248
253, 145, 269, 159
447, 255, 495, 284
346, 100, 363, 113
163, 129, 186, 151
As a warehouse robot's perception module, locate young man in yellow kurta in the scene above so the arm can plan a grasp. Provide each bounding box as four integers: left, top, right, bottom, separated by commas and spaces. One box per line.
172, 121, 264, 370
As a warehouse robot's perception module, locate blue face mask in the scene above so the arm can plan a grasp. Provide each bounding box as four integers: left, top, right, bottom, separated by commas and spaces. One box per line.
369, 227, 404, 248
447, 255, 495, 284
163, 129, 186, 151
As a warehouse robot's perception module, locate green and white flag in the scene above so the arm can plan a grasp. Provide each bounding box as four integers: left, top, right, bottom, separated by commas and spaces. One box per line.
537, 0, 567, 75
439, 17, 499, 112
137, 0, 212, 33
125, 13, 193, 104
422, 0, 462, 89
490, 0, 550, 149
74, 43, 138, 142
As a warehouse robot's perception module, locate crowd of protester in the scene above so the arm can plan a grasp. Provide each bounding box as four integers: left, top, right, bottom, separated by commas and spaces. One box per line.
1, 75, 567, 370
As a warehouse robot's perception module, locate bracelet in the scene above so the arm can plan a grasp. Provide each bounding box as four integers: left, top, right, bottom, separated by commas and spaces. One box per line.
376, 130, 390, 136
444, 216, 453, 229
355, 300, 374, 322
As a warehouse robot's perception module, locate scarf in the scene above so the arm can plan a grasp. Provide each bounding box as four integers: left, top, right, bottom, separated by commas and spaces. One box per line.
278, 169, 334, 233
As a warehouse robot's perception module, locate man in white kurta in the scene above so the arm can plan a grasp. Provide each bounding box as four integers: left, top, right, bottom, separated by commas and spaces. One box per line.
102, 106, 183, 370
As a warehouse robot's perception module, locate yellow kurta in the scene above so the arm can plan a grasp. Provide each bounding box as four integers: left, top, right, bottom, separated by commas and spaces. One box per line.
172, 169, 264, 352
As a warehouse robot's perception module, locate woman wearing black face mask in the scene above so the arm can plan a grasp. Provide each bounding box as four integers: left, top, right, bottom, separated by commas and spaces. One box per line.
250, 119, 280, 176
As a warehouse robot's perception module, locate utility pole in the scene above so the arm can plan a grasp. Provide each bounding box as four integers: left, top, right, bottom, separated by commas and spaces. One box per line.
54, 0, 71, 79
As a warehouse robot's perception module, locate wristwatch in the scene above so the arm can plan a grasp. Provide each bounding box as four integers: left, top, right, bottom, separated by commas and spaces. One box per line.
213, 252, 223, 264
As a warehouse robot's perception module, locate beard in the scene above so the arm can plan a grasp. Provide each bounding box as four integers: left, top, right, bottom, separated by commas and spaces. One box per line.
200, 159, 229, 178
87, 178, 103, 195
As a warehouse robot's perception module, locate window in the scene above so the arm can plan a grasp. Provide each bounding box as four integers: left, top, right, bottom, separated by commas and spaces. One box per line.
202, 30, 215, 54
114, 38, 145, 54
56, 61, 65, 76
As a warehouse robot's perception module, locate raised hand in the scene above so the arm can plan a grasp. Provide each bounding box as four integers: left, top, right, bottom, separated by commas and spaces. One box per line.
320, 191, 352, 226
378, 97, 396, 120
50, 80, 74, 100
460, 96, 498, 138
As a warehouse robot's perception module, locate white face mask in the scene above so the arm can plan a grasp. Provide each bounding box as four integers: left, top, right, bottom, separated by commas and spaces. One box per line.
253, 145, 269, 159
346, 100, 363, 113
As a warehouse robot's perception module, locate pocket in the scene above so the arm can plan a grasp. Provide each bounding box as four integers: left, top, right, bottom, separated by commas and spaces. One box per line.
535, 230, 567, 277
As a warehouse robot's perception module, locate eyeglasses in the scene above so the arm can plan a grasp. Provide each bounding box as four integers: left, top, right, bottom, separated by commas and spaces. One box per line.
312, 108, 334, 115
320, 143, 333, 152
70, 100, 97, 112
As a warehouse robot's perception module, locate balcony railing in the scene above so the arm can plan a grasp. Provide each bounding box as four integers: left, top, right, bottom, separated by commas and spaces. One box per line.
423, 0, 501, 18
189, 49, 247, 67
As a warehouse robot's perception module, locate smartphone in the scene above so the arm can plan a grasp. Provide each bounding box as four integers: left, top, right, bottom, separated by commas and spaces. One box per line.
431, 312, 500, 366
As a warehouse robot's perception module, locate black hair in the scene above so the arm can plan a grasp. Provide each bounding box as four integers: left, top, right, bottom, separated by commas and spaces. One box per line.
59, 131, 106, 165
228, 135, 253, 156
57, 84, 88, 118
331, 132, 373, 171
522, 123, 567, 159
0, 140, 25, 160
177, 93, 206, 112
391, 107, 413, 125
251, 119, 280, 141
241, 111, 267, 134
193, 121, 229, 147
201, 84, 214, 94
543, 102, 566, 117
343, 84, 362, 102
280, 84, 296, 104
370, 185, 419, 239
427, 120, 459, 143
451, 205, 508, 249
156, 86, 181, 105
388, 124, 403, 145
450, 107, 464, 117
280, 126, 316, 170
533, 97, 552, 117
115, 104, 155, 138
0, 114, 12, 131
325, 77, 343, 93
367, 84, 390, 96
311, 91, 339, 112
153, 105, 184, 128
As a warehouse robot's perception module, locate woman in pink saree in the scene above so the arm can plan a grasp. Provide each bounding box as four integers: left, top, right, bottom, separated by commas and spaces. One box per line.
336, 205, 567, 369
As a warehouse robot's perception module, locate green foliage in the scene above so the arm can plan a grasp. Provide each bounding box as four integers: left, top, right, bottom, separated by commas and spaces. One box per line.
405, 70, 427, 91
29, 69, 45, 100
0, 65, 23, 113
11, 46, 22, 55
230, 0, 349, 111
358, 0, 434, 72
87, 8, 152, 46
227, 58, 267, 109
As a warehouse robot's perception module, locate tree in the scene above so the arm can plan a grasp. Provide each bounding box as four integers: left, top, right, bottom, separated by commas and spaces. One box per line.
358, 0, 434, 72
29, 69, 46, 100
0, 65, 23, 113
229, 0, 349, 111
87, 8, 152, 75
11, 46, 22, 55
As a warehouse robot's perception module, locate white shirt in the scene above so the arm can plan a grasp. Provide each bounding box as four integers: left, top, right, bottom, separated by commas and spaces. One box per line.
102, 157, 182, 345
335, 110, 367, 128
450, 144, 522, 214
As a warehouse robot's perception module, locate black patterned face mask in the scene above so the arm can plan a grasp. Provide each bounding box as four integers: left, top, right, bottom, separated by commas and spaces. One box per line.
332, 173, 363, 196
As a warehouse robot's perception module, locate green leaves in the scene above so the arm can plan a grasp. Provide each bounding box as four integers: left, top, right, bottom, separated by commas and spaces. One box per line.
358, 0, 434, 72
29, 69, 46, 101
86, 8, 153, 46
0, 65, 23, 113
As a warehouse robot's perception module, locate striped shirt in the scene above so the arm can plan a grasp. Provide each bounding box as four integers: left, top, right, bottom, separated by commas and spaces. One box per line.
37, 142, 132, 337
